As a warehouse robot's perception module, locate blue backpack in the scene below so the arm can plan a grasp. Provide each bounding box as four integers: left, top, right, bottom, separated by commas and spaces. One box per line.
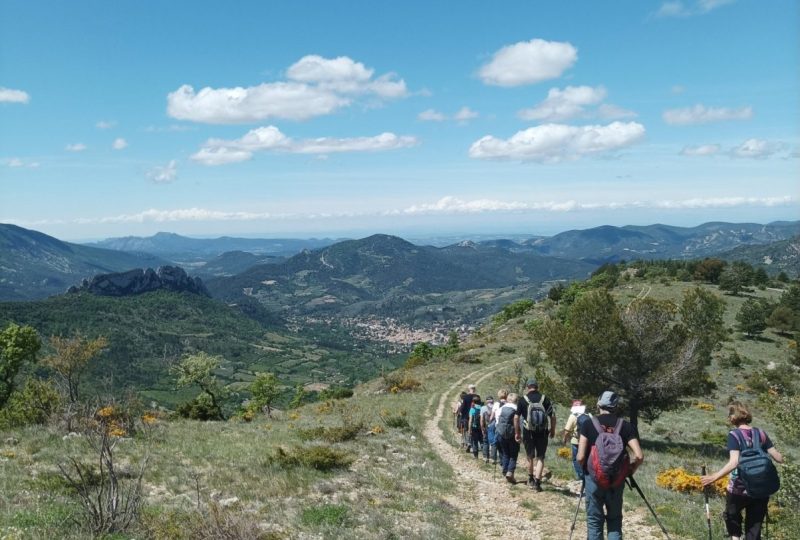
732, 428, 780, 499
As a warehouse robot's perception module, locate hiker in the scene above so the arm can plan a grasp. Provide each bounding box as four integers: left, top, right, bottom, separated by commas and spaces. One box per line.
492, 389, 508, 466
453, 391, 466, 432
468, 395, 483, 458
577, 391, 644, 540
562, 399, 589, 480
459, 384, 477, 451
495, 392, 521, 483
516, 378, 556, 491
480, 396, 496, 463
701, 401, 783, 540
458, 384, 476, 452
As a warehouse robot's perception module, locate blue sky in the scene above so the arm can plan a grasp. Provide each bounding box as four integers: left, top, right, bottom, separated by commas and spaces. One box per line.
1, 0, 798, 240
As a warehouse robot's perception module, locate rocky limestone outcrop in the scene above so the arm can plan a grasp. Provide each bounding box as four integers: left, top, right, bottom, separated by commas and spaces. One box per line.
67, 266, 210, 297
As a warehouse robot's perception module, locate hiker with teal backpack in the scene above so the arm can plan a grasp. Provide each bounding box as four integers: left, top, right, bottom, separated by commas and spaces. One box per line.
516, 378, 556, 491
701, 401, 783, 540
468, 395, 483, 458
576, 391, 644, 540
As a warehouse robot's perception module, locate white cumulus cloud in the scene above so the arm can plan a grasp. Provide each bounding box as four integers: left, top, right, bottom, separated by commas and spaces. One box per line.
453, 107, 479, 122
191, 126, 417, 165
733, 138, 781, 159
112, 138, 128, 150
418, 109, 446, 122
146, 160, 178, 183
478, 39, 577, 87
418, 107, 479, 123
663, 104, 752, 125
468, 122, 645, 163
65, 143, 87, 152
680, 144, 720, 156
518, 86, 607, 121
96, 120, 116, 129
0, 87, 30, 104
167, 55, 408, 124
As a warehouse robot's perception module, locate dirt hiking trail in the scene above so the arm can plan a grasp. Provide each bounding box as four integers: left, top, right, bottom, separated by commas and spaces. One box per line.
423, 361, 666, 539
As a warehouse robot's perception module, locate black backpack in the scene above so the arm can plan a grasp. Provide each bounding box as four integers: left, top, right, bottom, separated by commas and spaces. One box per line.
470, 409, 481, 431
732, 428, 780, 499
495, 406, 516, 440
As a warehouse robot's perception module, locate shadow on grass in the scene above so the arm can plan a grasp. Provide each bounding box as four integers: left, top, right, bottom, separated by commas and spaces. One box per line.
640, 439, 728, 460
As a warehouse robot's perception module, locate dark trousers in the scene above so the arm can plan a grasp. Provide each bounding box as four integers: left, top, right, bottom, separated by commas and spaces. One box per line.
724, 492, 768, 540
496, 436, 520, 475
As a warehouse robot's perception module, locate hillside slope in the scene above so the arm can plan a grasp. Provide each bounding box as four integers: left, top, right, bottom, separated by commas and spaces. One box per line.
0, 223, 169, 300
206, 234, 595, 322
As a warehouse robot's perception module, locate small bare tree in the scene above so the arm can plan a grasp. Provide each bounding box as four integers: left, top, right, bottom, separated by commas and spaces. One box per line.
44, 334, 108, 403
59, 403, 149, 536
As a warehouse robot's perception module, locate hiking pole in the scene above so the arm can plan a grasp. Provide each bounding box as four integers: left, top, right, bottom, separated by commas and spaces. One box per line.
626, 476, 672, 540
568, 478, 585, 540
702, 465, 712, 540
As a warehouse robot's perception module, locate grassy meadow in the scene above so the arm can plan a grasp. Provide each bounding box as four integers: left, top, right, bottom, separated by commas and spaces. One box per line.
0, 273, 797, 539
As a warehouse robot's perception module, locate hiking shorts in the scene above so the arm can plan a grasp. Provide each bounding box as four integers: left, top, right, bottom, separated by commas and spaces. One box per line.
522, 430, 548, 459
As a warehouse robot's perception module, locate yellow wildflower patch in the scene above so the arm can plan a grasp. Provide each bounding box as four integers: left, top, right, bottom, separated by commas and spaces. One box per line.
695, 402, 715, 411
97, 406, 115, 418
656, 467, 727, 496
556, 447, 571, 459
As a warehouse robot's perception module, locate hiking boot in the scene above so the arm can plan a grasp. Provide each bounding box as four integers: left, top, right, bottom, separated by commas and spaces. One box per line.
534, 479, 543, 492
505, 471, 515, 483
527, 477, 536, 488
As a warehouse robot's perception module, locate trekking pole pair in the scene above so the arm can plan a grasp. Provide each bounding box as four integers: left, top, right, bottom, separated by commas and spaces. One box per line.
568, 478, 585, 540
626, 475, 672, 540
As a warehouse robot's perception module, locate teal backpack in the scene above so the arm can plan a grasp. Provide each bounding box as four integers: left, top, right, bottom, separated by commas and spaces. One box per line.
732, 428, 780, 499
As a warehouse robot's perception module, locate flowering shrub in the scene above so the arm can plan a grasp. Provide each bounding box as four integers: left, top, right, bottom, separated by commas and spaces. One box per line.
656, 467, 727, 496
695, 402, 715, 411
557, 447, 571, 459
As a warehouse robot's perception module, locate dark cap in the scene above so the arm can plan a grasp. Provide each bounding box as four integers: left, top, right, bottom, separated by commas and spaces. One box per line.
526, 378, 538, 387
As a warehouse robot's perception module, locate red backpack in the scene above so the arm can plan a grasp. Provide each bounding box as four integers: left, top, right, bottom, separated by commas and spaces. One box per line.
587, 417, 630, 489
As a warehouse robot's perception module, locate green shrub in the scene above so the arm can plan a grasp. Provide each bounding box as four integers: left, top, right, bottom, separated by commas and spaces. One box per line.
0, 378, 61, 429
380, 409, 410, 429
176, 393, 223, 421
493, 299, 534, 324
267, 445, 354, 471
381, 371, 422, 393
317, 386, 354, 401
301, 504, 349, 527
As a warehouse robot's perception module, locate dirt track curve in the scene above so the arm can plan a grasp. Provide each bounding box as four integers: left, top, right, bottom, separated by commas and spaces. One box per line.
423, 361, 666, 539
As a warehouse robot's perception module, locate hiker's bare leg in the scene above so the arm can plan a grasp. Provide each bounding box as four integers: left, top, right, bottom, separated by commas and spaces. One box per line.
534, 457, 545, 480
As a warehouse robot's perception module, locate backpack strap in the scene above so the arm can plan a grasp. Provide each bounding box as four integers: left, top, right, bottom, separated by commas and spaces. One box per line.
590, 416, 603, 434
612, 418, 624, 435
731, 428, 750, 450
751, 428, 763, 451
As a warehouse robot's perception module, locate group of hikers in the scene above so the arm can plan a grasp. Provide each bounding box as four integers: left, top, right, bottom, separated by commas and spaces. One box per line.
453, 381, 783, 540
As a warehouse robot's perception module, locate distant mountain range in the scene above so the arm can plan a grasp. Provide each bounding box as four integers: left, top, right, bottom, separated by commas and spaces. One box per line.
85, 232, 339, 262
0, 223, 169, 300
3, 220, 798, 302
516, 221, 800, 263
717, 235, 800, 277
206, 234, 595, 322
